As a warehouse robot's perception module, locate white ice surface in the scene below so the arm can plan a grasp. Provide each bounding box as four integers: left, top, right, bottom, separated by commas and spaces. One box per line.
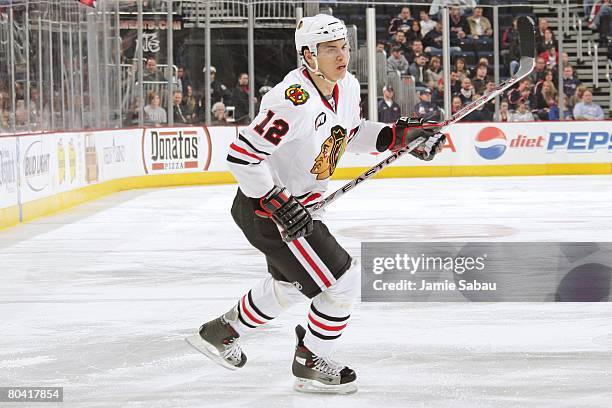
1, 176, 612, 407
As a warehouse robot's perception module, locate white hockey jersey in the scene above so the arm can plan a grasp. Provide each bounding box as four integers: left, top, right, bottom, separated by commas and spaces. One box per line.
227, 67, 387, 214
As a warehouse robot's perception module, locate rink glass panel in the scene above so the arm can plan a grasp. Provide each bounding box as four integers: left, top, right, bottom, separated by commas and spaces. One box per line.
0, 1, 600, 133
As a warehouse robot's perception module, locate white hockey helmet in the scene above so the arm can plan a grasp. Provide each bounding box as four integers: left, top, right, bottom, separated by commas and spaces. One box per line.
295, 14, 347, 59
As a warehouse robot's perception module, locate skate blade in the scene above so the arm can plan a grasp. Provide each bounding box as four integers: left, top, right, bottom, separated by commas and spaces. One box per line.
185, 334, 240, 371
293, 377, 358, 395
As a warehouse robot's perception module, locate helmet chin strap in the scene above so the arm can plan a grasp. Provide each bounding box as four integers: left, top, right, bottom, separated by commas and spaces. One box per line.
303, 55, 337, 87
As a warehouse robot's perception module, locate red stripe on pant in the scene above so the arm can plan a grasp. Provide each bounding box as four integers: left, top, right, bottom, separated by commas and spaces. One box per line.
291, 239, 332, 288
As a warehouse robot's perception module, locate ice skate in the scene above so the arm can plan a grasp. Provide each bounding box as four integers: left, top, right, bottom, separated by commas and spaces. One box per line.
185, 306, 247, 370
292, 325, 357, 394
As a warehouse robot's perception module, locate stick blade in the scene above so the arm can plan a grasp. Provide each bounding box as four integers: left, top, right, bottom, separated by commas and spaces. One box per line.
517, 16, 536, 58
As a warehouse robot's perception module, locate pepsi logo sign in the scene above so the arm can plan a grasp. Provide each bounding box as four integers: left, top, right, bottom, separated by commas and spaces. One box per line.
474, 127, 508, 160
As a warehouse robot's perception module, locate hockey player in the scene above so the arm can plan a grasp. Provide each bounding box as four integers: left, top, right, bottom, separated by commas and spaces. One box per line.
186, 14, 445, 394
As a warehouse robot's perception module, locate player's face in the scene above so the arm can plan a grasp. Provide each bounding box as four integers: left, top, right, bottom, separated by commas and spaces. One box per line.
316, 39, 350, 82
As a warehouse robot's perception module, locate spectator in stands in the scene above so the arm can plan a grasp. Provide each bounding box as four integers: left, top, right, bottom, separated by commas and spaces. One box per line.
530, 57, 547, 84
182, 84, 198, 124
423, 22, 461, 57
477, 57, 491, 67
449, 70, 462, 95
414, 88, 442, 122
426, 56, 443, 89
423, 21, 443, 52
386, 46, 409, 74
388, 6, 414, 38
535, 81, 557, 120
231, 72, 253, 124
587, 0, 611, 45
389, 31, 410, 56
570, 84, 588, 109
172, 90, 187, 124
451, 95, 464, 115
544, 68, 557, 84
406, 20, 423, 44
498, 100, 511, 122
409, 53, 429, 88
467, 7, 493, 43
449, 6, 470, 45
430, 0, 477, 19
548, 96, 573, 121
533, 69, 555, 98
432, 78, 445, 107
144, 91, 167, 126
125, 96, 141, 126
508, 78, 534, 109
561, 52, 571, 69
573, 89, 605, 120
535, 18, 550, 46
562, 66, 582, 98
471, 63, 490, 95
378, 85, 401, 123
143, 57, 165, 82
458, 77, 475, 104
204, 66, 230, 105
510, 100, 536, 122
539, 45, 558, 70
406, 39, 426, 64
376, 41, 387, 54
464, 94, 493, 122
211, 101, 228, 125
454, 58, 470, 81
419, 10, 436, 36
482, 80, 497, 114
176, 66, 191, 95
537, 28, 558, 55
502, 17, 522, 75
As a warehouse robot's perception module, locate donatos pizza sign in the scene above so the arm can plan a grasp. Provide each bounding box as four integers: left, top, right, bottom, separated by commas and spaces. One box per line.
142, 128, 212, 174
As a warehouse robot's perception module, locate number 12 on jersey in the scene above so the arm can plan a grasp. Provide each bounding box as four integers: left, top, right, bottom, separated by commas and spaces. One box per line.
253, 111, 290, 146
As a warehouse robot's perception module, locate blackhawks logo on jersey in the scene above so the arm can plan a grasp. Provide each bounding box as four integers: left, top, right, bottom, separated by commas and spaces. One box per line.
285, 84, 309, 106
311, 125, 347, 180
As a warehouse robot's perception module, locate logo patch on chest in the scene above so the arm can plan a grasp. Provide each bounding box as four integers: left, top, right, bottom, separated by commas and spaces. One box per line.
314, 112, 326, 130
285, 84, 309, 106
311, 125, 347, 180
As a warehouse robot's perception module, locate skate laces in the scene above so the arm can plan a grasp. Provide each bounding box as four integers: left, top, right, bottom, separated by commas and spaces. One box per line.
221, 337, 243, 363
312, 356, 343, 376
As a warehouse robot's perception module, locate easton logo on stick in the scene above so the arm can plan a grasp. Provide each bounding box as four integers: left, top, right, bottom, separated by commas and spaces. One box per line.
285, 84, 309, 106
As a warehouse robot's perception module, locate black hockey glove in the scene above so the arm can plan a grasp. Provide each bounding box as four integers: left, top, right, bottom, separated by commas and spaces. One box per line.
253, 186, 314, 242
376, 117, 445, 161
410, 131, 446, 161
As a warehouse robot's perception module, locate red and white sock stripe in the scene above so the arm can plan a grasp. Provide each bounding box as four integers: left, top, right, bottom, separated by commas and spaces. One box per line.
307, 303, 350, 340
236, 290, 274, 330
286, 237, 337, 291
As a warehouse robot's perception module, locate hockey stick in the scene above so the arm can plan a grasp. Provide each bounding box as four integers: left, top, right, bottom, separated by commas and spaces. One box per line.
310, 16, 536, 214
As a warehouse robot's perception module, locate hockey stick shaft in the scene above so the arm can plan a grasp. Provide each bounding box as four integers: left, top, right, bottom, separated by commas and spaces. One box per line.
310, 17, 536, 214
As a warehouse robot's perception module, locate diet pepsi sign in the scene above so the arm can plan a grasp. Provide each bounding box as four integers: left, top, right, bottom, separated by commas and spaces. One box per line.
474, 127, 508, 160
547, 131, 612, 152
474, 127, 547, 161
